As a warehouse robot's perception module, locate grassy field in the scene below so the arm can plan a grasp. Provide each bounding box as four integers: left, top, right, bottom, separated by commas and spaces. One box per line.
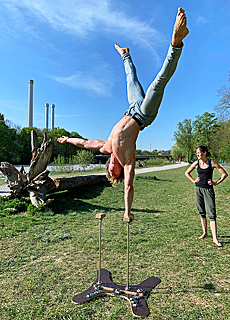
0, 165, 230, 319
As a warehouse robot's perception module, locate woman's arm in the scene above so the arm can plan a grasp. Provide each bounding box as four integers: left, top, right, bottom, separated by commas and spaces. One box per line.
185, 161, 199, 184
209, 160, 228, 186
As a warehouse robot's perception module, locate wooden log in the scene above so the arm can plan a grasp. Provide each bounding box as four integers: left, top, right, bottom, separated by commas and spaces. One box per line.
50, 174, 108, 193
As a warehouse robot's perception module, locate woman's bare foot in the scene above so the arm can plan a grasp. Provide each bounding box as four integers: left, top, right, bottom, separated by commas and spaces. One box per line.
213, 239, 223, 247
115, 44, 130, 56
199, 233, 208, 239
172, 7, 189, 48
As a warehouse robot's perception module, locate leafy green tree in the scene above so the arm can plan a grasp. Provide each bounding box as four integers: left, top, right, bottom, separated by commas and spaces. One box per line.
46, 128, 86, 162
213, 119, 230, 162
142, 150, 150, 155
74, 149, 94, 171
173, 119, 193, 161
171, 143, 183, 160
0, 117, 21, 163
192, 112, 220, 153
219, 144, 230, 162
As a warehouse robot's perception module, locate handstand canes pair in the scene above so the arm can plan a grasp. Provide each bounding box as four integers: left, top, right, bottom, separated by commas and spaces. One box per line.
72, 214, 161, 317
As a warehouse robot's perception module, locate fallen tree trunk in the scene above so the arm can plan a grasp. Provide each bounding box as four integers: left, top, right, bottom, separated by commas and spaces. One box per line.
0, 130, 108, 207
51, 174, 107, 193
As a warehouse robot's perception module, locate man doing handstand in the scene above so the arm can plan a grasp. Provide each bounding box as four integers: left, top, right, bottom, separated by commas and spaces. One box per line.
57, 8, 189, 222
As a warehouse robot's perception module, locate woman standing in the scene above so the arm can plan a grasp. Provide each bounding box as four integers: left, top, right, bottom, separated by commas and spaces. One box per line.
185, 146, 228, 247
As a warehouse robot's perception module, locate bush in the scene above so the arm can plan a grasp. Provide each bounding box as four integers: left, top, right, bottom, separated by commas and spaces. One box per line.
51, 154, 75, 173
145, 158, 168, 166
0, 197, 30, 216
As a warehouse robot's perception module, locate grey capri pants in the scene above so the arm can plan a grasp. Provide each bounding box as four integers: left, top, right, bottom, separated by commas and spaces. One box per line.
194, 186, 216, 221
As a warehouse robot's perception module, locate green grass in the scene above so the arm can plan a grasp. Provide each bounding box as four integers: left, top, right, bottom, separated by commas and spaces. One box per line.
0, 166, 230, 319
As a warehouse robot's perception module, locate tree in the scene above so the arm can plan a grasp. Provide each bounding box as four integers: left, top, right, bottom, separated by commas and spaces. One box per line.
74, 149, 94, 171
213, 119, 230, 162
215, 73, 230, 120
46, 128, 86, 161
0, 117, 21, 163
173, 119, 193, 161
171, 144, 183, 160
192, 112, 220, 153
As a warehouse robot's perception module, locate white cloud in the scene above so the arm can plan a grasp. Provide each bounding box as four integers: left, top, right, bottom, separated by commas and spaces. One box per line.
0, 0, 163, 56
53, 72, 112, 97
49, 53, 115, 96
195, 16, 210, 26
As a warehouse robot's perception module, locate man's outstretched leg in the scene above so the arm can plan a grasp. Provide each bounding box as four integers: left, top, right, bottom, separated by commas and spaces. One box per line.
115, 44, 145, 107
138, 7, 189, 126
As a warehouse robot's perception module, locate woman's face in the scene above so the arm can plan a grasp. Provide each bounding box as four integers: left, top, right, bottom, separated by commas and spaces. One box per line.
196, 148, 206, 160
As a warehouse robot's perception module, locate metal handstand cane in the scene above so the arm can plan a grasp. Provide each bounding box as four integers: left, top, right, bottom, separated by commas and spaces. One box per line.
72, 213, 161, 318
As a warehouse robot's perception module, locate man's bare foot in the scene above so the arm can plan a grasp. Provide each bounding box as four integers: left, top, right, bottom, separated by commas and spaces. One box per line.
199, 233, 208, 239
213, 239, 223, 247
171, 7, 189, 48
124, 213, 134, 223
115, 44, 129, 56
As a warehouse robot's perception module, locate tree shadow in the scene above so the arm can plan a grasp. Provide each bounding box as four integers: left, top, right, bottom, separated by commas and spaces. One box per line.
48, 183, 164, 216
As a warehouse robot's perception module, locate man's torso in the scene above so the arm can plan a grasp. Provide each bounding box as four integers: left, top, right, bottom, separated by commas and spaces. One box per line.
102, 116, 140, 167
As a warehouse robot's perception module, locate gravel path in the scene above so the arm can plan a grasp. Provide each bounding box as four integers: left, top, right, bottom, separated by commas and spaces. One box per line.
0, 162, 188, 197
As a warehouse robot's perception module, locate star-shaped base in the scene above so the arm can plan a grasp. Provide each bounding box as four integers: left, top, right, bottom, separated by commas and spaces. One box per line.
72, 269, 161, 317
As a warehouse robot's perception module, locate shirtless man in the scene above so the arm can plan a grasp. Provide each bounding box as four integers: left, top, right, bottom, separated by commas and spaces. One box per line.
57, 8, 189, 222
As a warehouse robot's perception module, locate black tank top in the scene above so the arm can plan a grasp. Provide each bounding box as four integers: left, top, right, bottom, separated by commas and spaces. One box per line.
195, 158, 213, 189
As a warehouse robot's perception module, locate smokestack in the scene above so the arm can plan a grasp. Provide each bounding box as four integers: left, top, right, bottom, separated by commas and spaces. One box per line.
51, 104, 55, 130
28, 80, 34, 127
45, 103, 49, 129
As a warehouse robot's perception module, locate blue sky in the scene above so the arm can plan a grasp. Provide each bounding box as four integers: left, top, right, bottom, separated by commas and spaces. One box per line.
0, 0, 229, 151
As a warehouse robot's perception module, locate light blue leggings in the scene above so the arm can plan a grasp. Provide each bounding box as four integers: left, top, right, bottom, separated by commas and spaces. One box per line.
122, 44, 183, 130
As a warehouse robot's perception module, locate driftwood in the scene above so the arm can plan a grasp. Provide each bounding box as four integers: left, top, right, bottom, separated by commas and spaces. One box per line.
0, 130, 107, 207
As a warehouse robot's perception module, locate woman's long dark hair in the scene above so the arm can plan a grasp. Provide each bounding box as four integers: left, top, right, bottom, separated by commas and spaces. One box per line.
197, 146, 211, 157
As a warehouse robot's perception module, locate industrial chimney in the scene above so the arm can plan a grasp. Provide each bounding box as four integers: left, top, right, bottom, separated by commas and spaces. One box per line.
51, 104, 55, 130
45, 103, 49, 129
28, 80, 34, 127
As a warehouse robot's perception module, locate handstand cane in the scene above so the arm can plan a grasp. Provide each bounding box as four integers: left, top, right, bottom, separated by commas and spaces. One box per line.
96, 213, 106, 284
124, 216, 132, 290
72, 213, 161, 318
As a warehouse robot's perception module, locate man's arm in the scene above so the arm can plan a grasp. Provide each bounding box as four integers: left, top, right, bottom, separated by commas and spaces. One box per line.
57, 136, 106, 151
124, 158, 136, 221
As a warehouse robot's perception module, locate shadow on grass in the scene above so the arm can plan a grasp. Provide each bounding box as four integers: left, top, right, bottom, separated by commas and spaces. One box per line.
158, 282, 230, 294
48, 183, 164, 216
218, 235, 230, 245
135, 175, 172, 182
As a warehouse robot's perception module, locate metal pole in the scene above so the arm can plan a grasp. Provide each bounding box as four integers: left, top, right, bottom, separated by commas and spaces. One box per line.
98, 218, 102, 284
96, 213, 105, 284
126, 222, 130, 290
